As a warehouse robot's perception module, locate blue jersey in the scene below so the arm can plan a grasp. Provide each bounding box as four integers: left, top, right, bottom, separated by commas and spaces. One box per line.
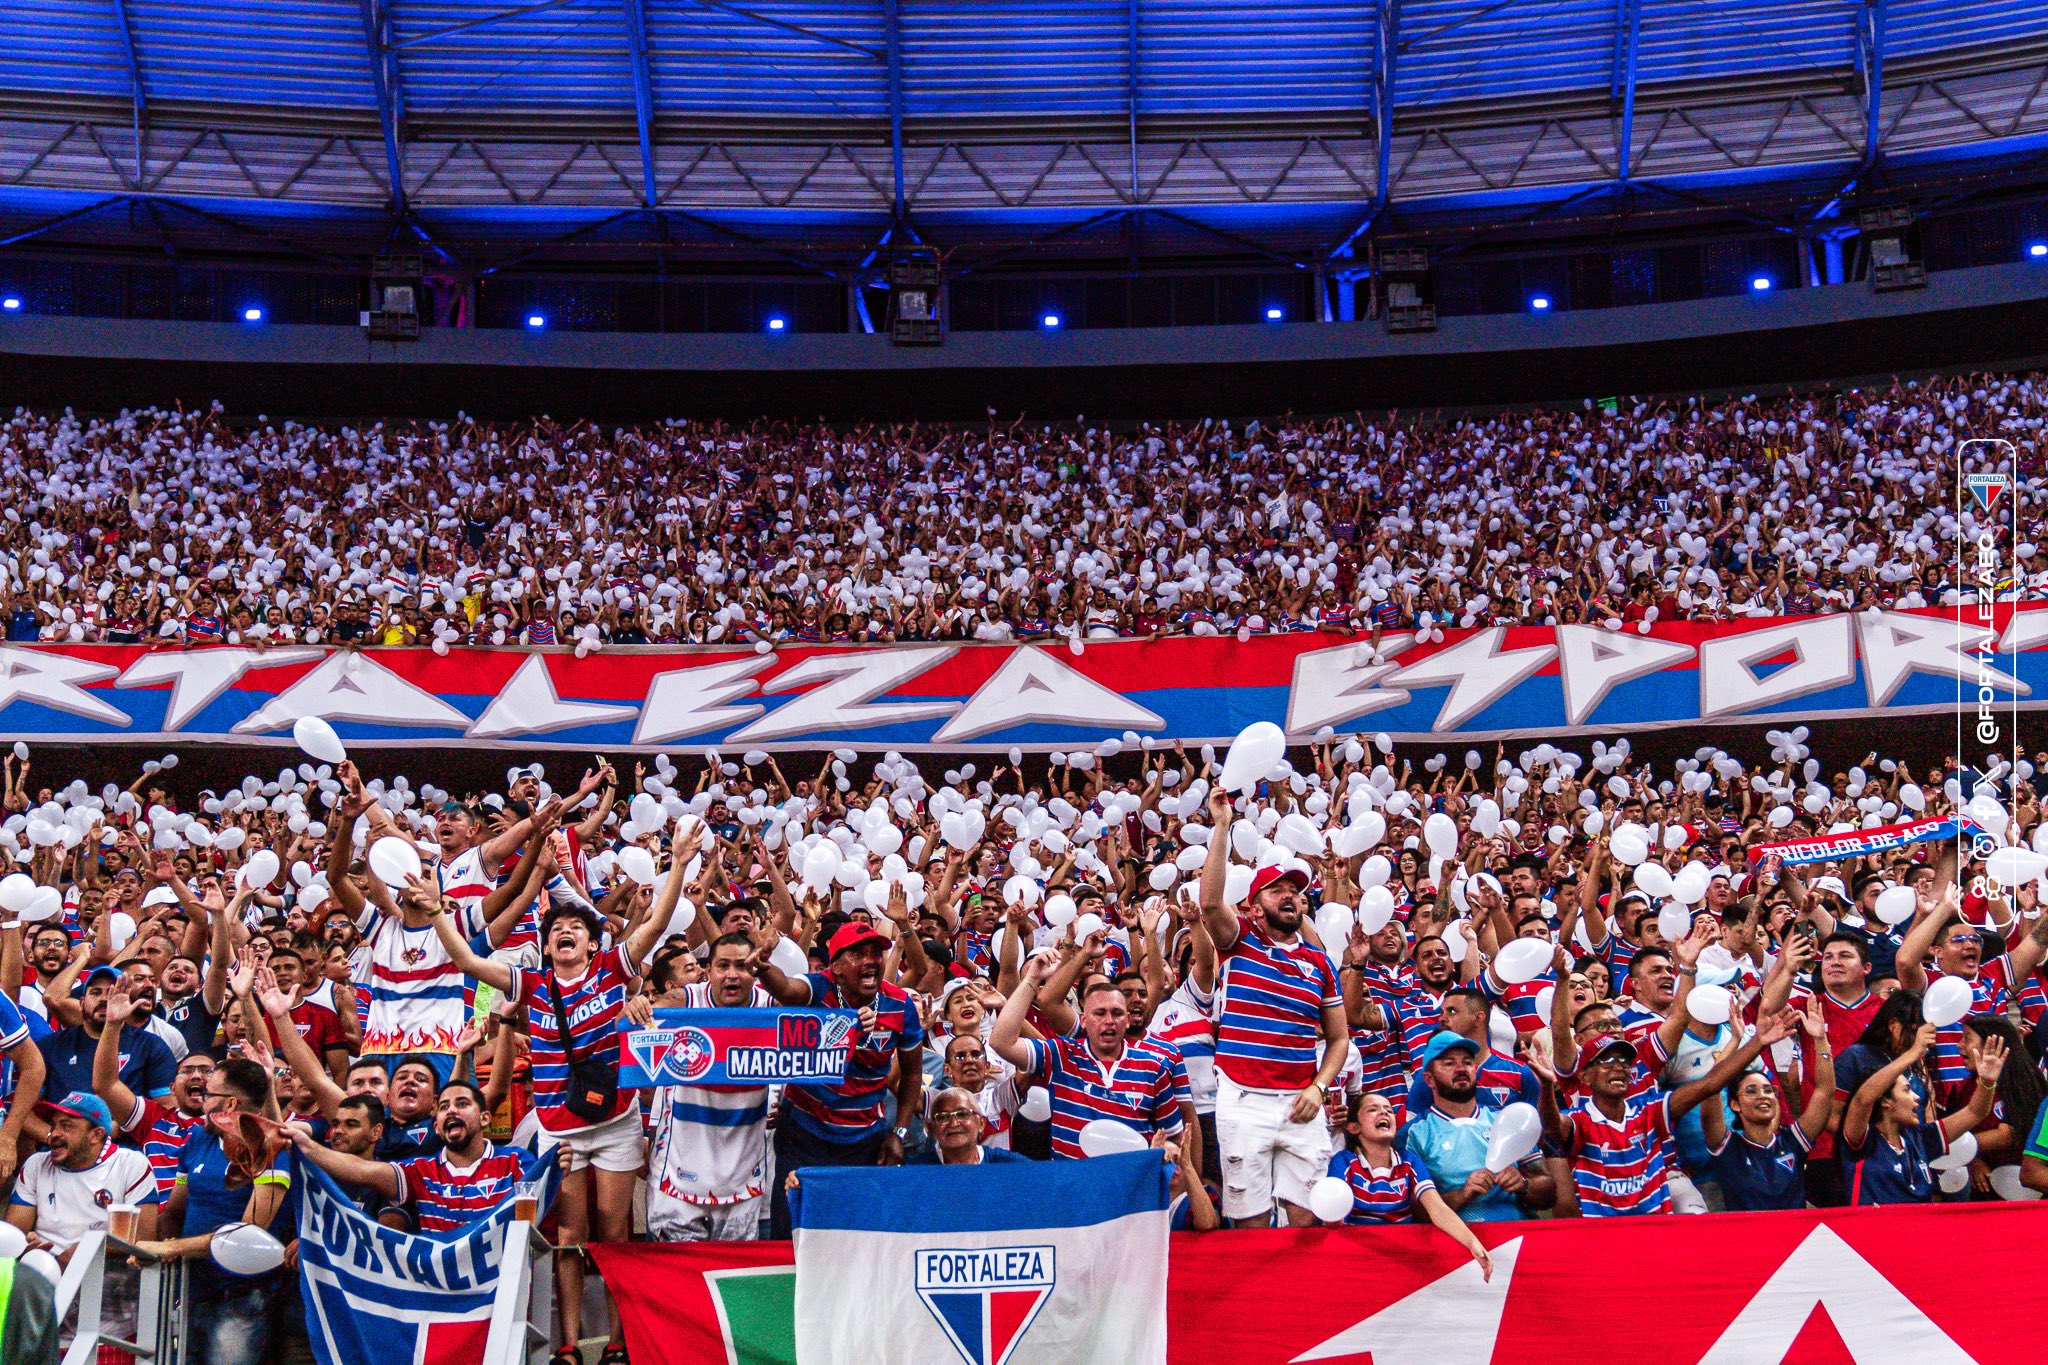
1842, 1121, 1944, 1206
1021, 1032, 1188, 1160
786, 975, 924, 1143
39, 1024, 175, 1104
1326, 1147, 1434, 1225
178, 1126, 291, 1299
1709, 1122, 1810, 1211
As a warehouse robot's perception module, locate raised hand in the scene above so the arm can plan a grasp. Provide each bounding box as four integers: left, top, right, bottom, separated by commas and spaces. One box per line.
1975, 1033, 2009, 1085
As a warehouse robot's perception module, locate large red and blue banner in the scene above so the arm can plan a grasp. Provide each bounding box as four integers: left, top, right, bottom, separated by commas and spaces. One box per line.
620, 1007, 859, 1088
1, 605, 2041, 750
592, 1200, 2048, 1365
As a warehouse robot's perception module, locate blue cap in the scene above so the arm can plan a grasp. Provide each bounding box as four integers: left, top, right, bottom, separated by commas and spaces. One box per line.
83, 965, 124, 989
1418, 1029, 1482, 1071
36, 1090, 114, 1133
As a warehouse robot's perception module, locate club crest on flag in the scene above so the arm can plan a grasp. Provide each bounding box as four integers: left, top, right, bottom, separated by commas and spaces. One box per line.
914, 1245, 1056, 1365
1966, 471, 2011, 514
656, 1026, 716, 1083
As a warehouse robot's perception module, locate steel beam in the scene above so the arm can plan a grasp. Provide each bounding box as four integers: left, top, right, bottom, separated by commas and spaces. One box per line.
883, 0, 905, 220
1856, 0, 1888, 165
1126, 0, 1140, 203
360, 0, 406, 211
1613, 0, 1641, 182
1374, 0, 1399, 206
107, 0, 146, 184
621, 0, 658, 207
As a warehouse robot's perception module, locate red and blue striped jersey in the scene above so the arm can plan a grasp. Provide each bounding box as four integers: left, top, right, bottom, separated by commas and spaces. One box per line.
1479, 963, 1554, 1036
1925, 958, 2014, 1089
1593, 927, 1641, 985
121, 1096, 204, 1199
1563, 1092, 1674, 1216
1326, 1147, 1434, 1224
1019, 1032, 1188, 1160
785, 975, 925, 1143
1215, 914, 1341, 1091
512, 946, 637, 1132
1404, 1048, 1541, 1119
1353, 962, 1438, 1096
392, 1143, 532, 1233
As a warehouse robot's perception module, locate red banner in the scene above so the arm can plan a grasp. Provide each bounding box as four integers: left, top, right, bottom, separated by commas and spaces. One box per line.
595, 1203, 2046, 1364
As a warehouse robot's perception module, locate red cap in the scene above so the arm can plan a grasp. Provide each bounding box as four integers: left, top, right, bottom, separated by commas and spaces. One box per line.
1246, 864, 1310, 901
827, 922, 889, 961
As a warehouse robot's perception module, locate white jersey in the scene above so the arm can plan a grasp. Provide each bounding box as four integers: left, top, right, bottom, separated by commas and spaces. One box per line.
1148, 978, 1218, 1113
647, 982, 774, 1206
353, 899, 485, 1057
16, 1141, 157, 1249
922, 1064, 1022, 1150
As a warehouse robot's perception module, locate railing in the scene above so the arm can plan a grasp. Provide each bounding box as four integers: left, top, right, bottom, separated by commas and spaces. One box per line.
52, 1231, 188, 1365
482, 1220, 557, 1365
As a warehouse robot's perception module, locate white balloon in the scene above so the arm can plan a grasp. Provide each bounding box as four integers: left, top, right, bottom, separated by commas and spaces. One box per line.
769, 936, 809, 979
1609, 828, 1649, 866
1358, 855, 1391, 889
292, 715, 347, 765
1423, 812, 1458, 859
1873, 885, 1918, 925
240, 848, 282, 891
1900, 783, 1926, 812
1147, 863, 1177, 891
1990, 1165, 2042, 1201
1307, 1176, 1354, 1224
1044, 894, 1077, 927
1073, 912, 1106, 941
1921, 975, 1973, 1029
1671, 864, 1710, 905
1929, 1130, 1978, 1171
0, 1221, 22, 1258
1986, 845, 2048, 887
107, 911, 137, 954
0, 872, 34, 914
801, 841, 843, 891
1222, 864, 1253, 907
617, 846, 658, 887
1357, 886, 1397, 936
1686, 983, 1733, 1026
211, 1222, 287, 1276
1493, 938, 1551, 985
1019, 1087, 1052, 1123
1656, 902, 1692, 943
1076, 1119, 1147, 1158
365, 838, 419, 887
1484, 1102, 1542, 1173
1218, 722, 1287, 794
1634, 863, 1674, 899
22, 887, 61, 923
1937, 1164, 1972, 1195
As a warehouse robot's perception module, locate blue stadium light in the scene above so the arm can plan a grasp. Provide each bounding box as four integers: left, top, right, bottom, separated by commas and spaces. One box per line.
2030, 242, 2048, 259
767, 316, 787, 332
1, 298, 17, 311
1265, 307, 1284, 321
1529, 296, 1551, 311
526, 314, 546, 329
1751, 276, 1773, 292
1041, 313, 1062, 329
242, 307, 263, 322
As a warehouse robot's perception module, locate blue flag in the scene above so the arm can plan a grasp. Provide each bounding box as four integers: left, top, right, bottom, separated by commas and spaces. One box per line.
295, 1150, 558, 1365
620, 1006, 859, 1087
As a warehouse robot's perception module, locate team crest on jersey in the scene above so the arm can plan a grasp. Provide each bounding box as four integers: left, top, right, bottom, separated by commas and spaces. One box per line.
657, 1027, 716, 1083
914, 1245, 1055, 1365
400, 947, 427, 966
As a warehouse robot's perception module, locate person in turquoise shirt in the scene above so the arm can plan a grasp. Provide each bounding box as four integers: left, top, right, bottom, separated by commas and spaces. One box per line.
1399, 1032, 1555, 1221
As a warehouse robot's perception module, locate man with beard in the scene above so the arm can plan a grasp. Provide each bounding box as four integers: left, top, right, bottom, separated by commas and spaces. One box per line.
262, 976, 445, 1163
322, 1094, 413, 1231
94, 991, 211, 1198
1401, 986, 1541, 1119
757, 921, 925, 1238
1198, 788, 1349, 1228
6, 1092, 157, 1355
287, 1082, 540, 1234
35, 968, 175, 1121
1343, 924, 1454, 1103
1898, 884, 2048, 1100
14, 926, 76, 1033
644, 933, 778, 1242
110, 961, 189, 1062
1399, 1033, 1555, 1223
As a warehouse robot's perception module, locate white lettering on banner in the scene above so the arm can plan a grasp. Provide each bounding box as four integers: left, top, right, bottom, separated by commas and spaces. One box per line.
933, 647, 1164, 743
232, 650, 472, 734
0, 647, 131, 727
725, 647, 961, 744
1854, 609, 2027, 708
1696, 1225, 1973, 1364
1554, 626, 1695, 727
634, 656, 773, 744
1697, 616, 1856, 719
1283, 636, 1415, 736
1999, 607, 2048, 654
469, 653, 639, 740
1291, 1236, 1521, 1363
117, 646, 324, 731
1385, 627, 1558, 732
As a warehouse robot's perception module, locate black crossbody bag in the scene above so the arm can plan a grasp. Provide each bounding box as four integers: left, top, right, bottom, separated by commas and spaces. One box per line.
548, 972, 619, 1124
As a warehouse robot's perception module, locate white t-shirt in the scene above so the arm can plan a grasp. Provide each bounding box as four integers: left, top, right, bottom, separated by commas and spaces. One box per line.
923, 1066, 1022, 1150
13, 1141, 157, 1249
648, 983, 775, 1207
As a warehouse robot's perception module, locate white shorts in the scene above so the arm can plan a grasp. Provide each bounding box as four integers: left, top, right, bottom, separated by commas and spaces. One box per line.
647, 1191, 765, 1242
550, 1108, 647, 1174
1213, 1074, 1331, 1221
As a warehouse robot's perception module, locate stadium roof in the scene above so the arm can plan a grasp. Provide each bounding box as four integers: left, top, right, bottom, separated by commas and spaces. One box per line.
1, 0, 2046, 272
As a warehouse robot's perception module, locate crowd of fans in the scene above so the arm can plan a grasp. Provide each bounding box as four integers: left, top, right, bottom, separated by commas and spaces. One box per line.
2, 718, 2046, 1363
1, 370, 2042, 653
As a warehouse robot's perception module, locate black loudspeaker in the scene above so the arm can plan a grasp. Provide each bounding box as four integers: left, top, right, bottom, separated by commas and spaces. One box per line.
1858, 205, 1926, 293
888, 255, 944, 346
1379, 246, 1436, 333
365, 254, 424, 340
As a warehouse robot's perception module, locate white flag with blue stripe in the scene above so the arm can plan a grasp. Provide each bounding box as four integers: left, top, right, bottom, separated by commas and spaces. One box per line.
790, 1151, 1168, 1365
